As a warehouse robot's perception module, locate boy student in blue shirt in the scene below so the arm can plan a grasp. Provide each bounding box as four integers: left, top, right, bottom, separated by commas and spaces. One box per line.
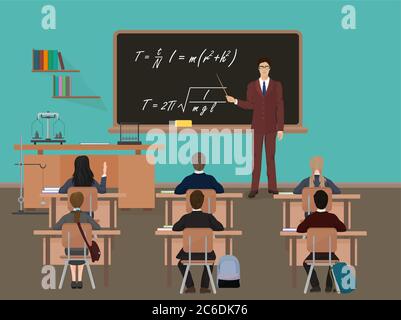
175, 152, 224, 195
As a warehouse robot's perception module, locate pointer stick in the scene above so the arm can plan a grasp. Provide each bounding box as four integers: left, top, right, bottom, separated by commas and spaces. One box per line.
216, 73, 228, 96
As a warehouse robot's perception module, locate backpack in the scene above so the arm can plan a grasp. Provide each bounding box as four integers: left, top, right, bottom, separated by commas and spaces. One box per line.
332, 262, 356, 294
217, 255, 240, 288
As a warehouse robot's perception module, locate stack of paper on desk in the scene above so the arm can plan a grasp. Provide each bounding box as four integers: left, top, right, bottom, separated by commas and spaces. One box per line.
42, 187, 60, 194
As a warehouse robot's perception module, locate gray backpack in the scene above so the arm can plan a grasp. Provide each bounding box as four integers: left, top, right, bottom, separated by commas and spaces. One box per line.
217, 255, 240, 288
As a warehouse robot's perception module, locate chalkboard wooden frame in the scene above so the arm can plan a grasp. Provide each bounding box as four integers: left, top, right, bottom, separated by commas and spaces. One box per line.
110, 30, 307, 133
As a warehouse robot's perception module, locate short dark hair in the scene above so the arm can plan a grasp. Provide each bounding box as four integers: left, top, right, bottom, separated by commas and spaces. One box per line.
257, 57, 272, 67
313, 190, 328, 210
190, 190, 204, 209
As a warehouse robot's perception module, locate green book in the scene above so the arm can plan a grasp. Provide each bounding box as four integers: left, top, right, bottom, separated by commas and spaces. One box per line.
62, 76, 66, 96
52, 50, 58, 70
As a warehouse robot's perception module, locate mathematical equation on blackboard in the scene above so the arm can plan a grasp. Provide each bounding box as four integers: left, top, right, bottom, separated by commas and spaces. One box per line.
140, 86, 228, 116
134, 48, 238, 69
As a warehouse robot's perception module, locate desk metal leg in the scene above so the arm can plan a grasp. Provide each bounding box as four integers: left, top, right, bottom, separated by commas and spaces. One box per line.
164, 200, 169, 226
230, 200, 234, 228
167, 238, 172, 287
49, 198, 56, 228
104, 238, 110, 287
110, 200, 115, 229
348, 201, 352, 230
43, 238, 50, 265
292, 238, 297, 288
350, 238, 357, 266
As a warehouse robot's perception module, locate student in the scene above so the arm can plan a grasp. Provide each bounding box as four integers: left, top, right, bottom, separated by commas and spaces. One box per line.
174, 152, 224, 194
293, 156, 341, 194
297, 190, 346, 293
59, 155, 107, 194
173, 190, 224, 293
53, 191, 101, 289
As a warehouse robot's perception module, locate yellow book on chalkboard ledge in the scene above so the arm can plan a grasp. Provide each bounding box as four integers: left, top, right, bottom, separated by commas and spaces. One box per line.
173, 120, 192, 127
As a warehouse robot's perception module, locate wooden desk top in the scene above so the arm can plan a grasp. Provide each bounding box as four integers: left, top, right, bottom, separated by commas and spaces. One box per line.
40, 193, 126, 199
274, 194, 361, 200
155, 229, 243, 236
156, 192, 243, 199
34, 229, 121, 236
13, 144, 163, 152
280, 231, 367, 237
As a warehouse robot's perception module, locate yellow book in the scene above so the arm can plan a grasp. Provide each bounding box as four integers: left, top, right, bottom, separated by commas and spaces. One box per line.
175, 120, 192, 127
43, 50, 48, 71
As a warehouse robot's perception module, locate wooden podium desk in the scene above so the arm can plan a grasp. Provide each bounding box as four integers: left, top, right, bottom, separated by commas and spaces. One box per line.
34, 229, 121, 287
14, 144, 162, 209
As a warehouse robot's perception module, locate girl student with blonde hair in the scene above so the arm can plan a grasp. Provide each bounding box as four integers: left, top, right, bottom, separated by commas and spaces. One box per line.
293, 156, 341, 194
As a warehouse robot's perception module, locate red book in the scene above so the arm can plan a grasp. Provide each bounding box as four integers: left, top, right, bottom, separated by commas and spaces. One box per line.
58, 51, 65, 70
39, 50, 43, 70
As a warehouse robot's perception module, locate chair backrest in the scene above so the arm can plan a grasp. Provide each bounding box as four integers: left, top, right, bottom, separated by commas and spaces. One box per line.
67, 187, 98, 212
185, 189, 216, 213
306, 228, 337, 253
182, 228, 213, 254
302, 187, 332, 213
61, 223, 92, 248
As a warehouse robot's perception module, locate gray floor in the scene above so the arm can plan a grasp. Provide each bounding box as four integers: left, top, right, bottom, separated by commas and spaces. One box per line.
0, 188, 400, 300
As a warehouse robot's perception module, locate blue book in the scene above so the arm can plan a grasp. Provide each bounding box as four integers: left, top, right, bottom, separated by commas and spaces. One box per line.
33, 50, 40, 70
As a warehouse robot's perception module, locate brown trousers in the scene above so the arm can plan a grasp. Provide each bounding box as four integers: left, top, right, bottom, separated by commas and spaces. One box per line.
251, 132, 277, 191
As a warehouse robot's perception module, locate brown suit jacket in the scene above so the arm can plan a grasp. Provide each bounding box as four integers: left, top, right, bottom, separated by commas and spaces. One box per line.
237, 79, 284, 133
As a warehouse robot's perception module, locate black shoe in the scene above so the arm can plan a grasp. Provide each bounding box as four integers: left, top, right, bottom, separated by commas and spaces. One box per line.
77, 281, 83, 289
310, 286, 321, 293
268, 189, 279, 195
71, 281, 77, 289
184, 286, 195, 293
248, 190, 258, 198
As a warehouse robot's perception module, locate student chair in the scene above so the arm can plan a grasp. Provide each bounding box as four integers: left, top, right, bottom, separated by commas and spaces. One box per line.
59, 223, 96, 289
67, 187, 98, 218
303, 227, 340, 294
302, 187, 333, 215
180, 228, 216, 294
185, 189, 216, 214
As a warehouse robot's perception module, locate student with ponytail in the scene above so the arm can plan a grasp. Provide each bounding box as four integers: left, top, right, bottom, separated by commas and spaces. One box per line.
293, 156, 341, 194
53, 192, 100, 289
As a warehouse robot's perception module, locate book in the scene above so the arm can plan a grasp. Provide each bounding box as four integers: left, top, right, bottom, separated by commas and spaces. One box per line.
157, 226, 173, 231
43, 50, 48, 71
160, 190, 174, 194
58, 76, 62, 96
279, 192, 294, 195
39, 50, 43, 70
33, 50, 40, 70
282, 228, 297, 232
58, 51, 65, 70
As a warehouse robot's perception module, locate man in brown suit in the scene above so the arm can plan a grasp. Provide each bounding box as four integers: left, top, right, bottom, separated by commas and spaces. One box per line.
226, 57, 284, 198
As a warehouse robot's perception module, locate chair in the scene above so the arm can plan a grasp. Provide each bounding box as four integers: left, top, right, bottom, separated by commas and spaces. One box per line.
185, 189, 216, 214
59, 223, 96, 289
302, 187, 333, 214
303, 228, 340, 294
67, 187, 98, 218
180, 228, 217, 294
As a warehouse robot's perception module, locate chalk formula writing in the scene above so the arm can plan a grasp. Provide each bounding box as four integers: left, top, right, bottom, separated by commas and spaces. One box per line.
134, 48, 238, 69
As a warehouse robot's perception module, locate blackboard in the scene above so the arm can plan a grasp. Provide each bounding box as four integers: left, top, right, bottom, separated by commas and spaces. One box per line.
113, 31, 303, 129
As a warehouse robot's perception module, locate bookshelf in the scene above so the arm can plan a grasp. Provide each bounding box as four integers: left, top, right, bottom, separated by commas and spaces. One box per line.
52, 96, 101, 99
32, 70, 80, 73
32, 49, 101, 99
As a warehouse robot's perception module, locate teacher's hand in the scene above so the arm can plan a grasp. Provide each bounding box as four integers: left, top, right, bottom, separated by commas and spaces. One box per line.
226, 95, 236, 103
277, 131, 284, 141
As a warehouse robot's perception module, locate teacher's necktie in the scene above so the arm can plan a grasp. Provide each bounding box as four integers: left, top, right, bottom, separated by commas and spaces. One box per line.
262, 81, 266, 96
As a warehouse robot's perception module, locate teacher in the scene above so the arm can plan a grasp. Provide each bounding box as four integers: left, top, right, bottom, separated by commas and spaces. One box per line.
226, 57, 284, 198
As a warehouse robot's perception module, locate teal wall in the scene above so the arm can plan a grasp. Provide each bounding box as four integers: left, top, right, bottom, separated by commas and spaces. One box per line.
1, 0, 400, 183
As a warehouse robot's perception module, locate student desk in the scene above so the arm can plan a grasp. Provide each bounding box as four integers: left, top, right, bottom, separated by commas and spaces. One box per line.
273, 194, 361, 229
156, 192, 243, 228
33, 229, 121, 287
155, 229, 243, 287
42, 193, 126, 228
280, 231, 367, 288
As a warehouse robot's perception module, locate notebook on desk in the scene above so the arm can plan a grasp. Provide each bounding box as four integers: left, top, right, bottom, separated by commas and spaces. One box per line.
282, 228, 297, 232
157, 225, 173, 231
279, 192, 294, 195
160, 190, 175, 194
42, 187, 60, 194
